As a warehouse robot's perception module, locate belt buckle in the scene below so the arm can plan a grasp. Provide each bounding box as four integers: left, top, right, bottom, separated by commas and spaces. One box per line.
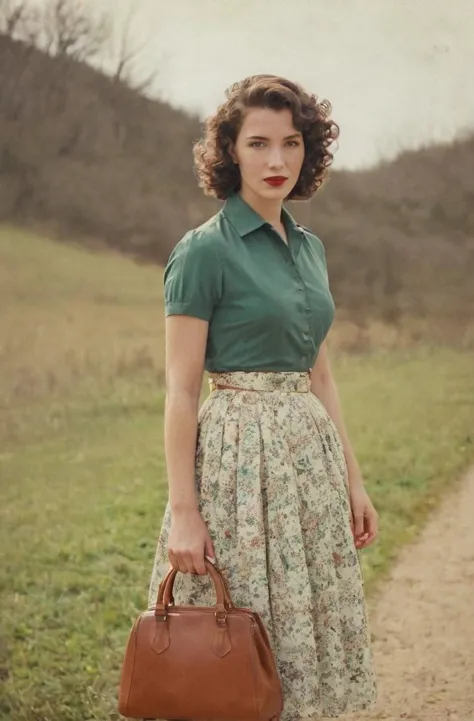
294, 377, 309, 393
208, 377, 217, 393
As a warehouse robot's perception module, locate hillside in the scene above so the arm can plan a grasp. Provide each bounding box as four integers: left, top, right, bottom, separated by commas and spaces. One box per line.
306, 135, 474, 324
0, 33, 218, 261
0, 32, 473, 338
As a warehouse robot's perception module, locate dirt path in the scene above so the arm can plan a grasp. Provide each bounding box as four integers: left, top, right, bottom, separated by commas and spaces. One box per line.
345, 466, 474, 721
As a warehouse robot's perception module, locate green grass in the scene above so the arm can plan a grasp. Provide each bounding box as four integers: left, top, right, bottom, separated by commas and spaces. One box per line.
0, 226, 473, 720
0, 391, 168, 721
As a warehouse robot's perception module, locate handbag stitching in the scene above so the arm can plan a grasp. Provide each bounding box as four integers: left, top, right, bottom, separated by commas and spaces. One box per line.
247, 614, 261, 720
125, 613, 143, 714
254, 615, 284, 714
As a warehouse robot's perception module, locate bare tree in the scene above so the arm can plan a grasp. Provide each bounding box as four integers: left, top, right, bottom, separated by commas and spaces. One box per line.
0, 0, 36, 38
107, 2, 159, 94
0, 0, 110, 62
41, 0, 110, 62
1, 0, 158, 95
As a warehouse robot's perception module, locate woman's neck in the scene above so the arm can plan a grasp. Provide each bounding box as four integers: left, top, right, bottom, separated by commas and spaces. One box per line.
239, 187, 283, 229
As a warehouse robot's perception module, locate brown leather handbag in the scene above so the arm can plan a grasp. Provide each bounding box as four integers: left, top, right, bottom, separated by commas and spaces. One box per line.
118, 559, 284, 721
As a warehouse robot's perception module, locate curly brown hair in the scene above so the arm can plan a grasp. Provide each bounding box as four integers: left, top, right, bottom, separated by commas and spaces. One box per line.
193, 74, 340, 201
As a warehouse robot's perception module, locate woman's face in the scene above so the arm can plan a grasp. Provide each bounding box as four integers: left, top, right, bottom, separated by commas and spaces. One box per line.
232, 107, 305, 203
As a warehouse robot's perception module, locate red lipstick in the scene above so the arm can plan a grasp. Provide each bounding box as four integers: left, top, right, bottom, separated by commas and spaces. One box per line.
264, 176, 288, 187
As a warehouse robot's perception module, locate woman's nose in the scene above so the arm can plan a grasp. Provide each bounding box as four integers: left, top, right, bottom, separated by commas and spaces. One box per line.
268, 148, 285, 168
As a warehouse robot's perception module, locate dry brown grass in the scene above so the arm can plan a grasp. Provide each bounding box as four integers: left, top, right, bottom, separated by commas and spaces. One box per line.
0, 226, 165, 408
329, 315, 474, 354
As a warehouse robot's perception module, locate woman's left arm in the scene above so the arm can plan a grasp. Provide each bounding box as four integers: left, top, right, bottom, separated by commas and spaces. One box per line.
310, 341, 378, 549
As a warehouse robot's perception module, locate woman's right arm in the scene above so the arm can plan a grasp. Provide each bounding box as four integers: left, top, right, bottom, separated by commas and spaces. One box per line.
164, 314, 216, 576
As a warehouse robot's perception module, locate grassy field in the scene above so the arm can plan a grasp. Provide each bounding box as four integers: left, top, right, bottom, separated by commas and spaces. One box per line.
1, 226, 473, 721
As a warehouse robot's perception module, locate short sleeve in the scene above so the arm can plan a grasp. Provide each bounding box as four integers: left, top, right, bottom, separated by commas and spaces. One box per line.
163, 230, 223, 321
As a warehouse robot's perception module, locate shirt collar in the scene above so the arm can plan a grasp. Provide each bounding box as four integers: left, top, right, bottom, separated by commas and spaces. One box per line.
222, 192, 300, 239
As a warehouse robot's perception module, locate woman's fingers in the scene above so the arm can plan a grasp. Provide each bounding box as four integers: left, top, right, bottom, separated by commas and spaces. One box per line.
168, 550, 188, 574
167, 511, 214, 575
179, 552, 195, 574
353, 512, 365, 540
168, 549, 208, 575
358, 508, 378, 548
367, 506, 378, 539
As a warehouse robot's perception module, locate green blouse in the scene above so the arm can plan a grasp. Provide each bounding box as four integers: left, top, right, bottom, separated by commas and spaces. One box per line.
163, 193, 336, 372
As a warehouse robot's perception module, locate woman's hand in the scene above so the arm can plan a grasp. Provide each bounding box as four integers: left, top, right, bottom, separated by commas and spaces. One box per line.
168, 507, 216, 575
348, 483, 378, 549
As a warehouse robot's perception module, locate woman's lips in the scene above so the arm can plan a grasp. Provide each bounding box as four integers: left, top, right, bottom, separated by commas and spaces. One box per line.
264, 177, 288, 187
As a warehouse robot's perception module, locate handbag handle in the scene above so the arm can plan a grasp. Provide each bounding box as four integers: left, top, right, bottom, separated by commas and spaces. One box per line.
159, 559, 234, 608
154, 559, 234, 620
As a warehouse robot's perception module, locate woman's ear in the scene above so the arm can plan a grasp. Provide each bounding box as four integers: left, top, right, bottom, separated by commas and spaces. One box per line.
228, 143, 238, 165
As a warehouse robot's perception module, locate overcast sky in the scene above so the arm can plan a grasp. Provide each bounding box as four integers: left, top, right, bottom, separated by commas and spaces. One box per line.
41, 0, 474, 169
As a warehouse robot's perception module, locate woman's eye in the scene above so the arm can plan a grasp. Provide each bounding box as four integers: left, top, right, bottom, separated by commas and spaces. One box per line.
248, 140, 300, 148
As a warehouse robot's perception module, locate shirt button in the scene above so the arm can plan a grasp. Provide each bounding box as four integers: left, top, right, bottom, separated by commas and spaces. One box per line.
298, 287, 304, 292
286, 259, 293, 265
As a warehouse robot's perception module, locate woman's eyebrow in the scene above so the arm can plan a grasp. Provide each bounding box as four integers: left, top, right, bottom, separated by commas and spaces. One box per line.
246, 133, 302, 140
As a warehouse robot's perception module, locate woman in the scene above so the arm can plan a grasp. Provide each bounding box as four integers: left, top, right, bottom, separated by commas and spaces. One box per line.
148, 74, 378, 719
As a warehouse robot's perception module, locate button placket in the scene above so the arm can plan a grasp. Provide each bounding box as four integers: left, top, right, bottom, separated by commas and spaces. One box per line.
294, 272, 313, 364
280, 241, 313, 367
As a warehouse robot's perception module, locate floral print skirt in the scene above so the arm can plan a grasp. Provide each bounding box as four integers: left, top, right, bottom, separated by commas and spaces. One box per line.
148, 371, 377, 719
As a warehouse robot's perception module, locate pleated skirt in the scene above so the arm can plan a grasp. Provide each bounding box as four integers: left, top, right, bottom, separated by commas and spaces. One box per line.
148, 371, 377, 719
